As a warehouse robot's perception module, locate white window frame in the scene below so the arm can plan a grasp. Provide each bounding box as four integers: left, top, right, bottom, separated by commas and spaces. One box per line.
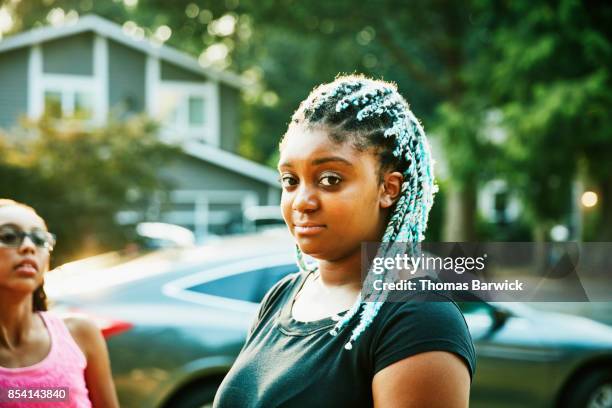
156, 81, 220, 147
28, 35, 108, 124
41, 75, 97, 120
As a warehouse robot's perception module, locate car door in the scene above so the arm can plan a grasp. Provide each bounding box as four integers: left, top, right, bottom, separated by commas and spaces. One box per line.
460, 302, 555, 408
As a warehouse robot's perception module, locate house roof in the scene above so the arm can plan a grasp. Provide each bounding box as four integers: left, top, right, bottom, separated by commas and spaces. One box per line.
0, 14, 248, 90
182, 141, 280, 188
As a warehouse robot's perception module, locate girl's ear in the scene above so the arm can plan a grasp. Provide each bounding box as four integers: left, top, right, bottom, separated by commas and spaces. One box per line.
380, 171, 403, 209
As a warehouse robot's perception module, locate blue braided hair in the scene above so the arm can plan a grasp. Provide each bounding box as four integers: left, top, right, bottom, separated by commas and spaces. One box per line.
283, 74, 437, 350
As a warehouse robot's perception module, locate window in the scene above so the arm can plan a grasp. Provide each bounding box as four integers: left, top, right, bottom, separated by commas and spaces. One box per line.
74, 91, 94, 120
188, 96, 206, 126
42, 87, 95, 121
255, 264, 299, 301
159, 90, 207, 129
44, 91, 62, 118
158, 88, 182, 125
188, 270, 260, 303
186, 264, 298, 303
157, 82, 216, 145
42, 75, 95, 121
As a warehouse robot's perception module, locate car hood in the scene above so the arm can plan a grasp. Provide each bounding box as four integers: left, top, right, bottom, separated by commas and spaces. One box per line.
496, 303, 612, 349
532, 311, 612, 348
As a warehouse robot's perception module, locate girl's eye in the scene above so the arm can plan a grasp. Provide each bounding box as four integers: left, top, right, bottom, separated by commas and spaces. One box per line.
30, 230, 49, 247
280, 175, 298, 188
0, 228, 20, 246
320, 175, 341, 187
0, 233, 19, 244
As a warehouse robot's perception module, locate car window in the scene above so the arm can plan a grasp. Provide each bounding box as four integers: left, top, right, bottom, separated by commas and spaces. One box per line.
457, 301, 499, 339
187, 264, 298, 303
255, 264, 299, 301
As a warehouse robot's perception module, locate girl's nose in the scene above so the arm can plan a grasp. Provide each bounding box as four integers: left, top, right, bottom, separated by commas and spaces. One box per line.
18, 235, 37, 254
292, 185, 319, 213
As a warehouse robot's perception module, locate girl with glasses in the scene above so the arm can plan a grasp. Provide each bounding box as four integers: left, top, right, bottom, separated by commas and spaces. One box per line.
0, 199, 119, 407
214, 75, 476, 407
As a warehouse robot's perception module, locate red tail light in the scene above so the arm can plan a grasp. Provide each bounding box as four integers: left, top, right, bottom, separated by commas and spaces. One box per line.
98, 319, 134, 339
67, 308, 134, 339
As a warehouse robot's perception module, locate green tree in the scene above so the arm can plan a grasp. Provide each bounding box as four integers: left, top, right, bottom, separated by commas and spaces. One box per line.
8, 0, 610, 242
0, 116, 177, 264
473, 0, 612, 240
241, 1, 502, 241
9, 0, 492, 240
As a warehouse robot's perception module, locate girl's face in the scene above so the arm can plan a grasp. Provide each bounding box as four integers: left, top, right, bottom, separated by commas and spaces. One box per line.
0, 205, 50, 295
278, 125, 400, 262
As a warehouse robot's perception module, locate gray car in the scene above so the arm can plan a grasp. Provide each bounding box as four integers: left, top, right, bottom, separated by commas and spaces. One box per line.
45, 232, 612, 408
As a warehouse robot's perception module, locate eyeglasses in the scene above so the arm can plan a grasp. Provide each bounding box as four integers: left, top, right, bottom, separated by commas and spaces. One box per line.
0, 225, 56, 252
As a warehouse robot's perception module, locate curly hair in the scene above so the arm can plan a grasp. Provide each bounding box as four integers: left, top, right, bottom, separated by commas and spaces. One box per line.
282, 75, 438, 350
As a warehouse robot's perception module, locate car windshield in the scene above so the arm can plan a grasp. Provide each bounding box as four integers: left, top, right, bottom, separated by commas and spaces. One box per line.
185, 264, 299, 303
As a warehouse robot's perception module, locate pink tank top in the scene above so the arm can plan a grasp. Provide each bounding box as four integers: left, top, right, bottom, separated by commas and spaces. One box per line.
0, 311, 92, 407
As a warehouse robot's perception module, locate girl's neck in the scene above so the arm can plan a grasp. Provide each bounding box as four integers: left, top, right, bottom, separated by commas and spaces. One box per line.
317, 249, 363, 291
0, 290, 35, 349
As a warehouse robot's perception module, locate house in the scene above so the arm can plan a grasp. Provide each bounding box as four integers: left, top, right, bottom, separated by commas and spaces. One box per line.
0, 14, 281, 239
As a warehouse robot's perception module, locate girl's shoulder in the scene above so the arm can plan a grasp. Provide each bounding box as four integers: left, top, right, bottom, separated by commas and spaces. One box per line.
258, 271, 304, 316
378, 289, 466, 317
369, 290, 476, 380
247, 271, 305, 335
374, 289, 472, 344
60, 314, 101, 358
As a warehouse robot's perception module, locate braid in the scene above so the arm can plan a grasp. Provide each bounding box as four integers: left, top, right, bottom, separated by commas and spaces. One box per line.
286, 75, 437, 350
295, 244, 317, 273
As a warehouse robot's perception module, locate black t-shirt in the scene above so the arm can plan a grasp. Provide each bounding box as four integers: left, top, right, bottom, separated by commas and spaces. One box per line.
213, 270, 476, 408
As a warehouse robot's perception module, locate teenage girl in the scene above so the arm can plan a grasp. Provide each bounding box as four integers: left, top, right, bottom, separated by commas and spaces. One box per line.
0, 199, 119, 407
214, 75, 476, 407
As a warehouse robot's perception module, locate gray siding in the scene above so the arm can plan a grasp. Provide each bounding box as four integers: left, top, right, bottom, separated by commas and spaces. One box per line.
108, 39, 146, 115
161, 60, 205, 82
220, 84, 240, 153
42, 32, 93, 75
0, 48, 29, 129
161, 154, 272, 204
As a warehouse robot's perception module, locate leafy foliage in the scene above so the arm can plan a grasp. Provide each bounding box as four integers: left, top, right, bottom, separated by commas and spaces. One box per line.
0, 116, 177, 264
3, 0, 611, 241
471, 0, 612, 238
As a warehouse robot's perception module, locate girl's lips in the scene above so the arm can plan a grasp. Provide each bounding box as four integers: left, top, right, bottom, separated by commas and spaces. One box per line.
294, 225, 326, 235
15, 264, 38, 277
